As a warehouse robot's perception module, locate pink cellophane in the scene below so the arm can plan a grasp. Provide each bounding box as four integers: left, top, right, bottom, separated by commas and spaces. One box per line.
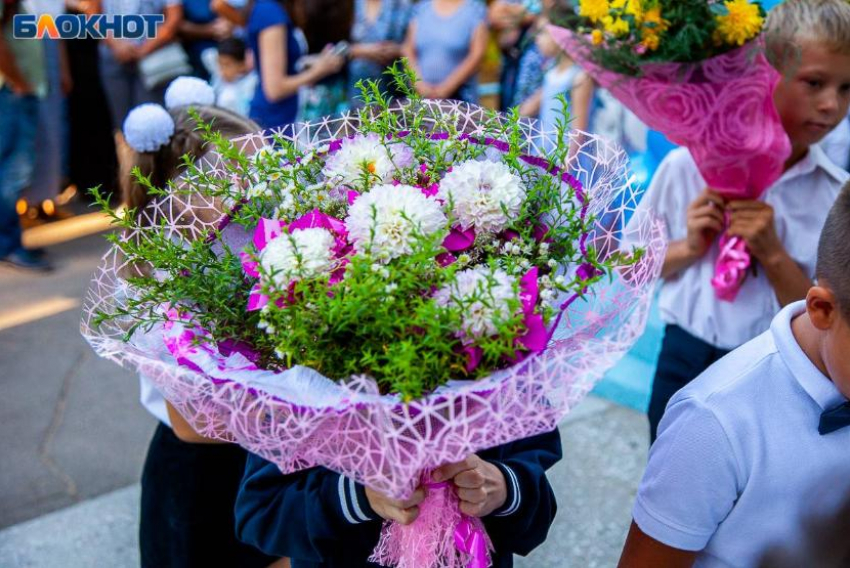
548, 27, 792, 300
81, 100, 665, 566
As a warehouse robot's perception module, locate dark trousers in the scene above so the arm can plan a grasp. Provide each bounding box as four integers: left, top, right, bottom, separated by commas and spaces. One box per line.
140, 423, 276, 568
648, 325, 731, 443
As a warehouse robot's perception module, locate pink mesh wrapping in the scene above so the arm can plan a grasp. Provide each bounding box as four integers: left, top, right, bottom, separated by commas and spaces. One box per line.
549, 28, 792, 300
81, 100, 665, 565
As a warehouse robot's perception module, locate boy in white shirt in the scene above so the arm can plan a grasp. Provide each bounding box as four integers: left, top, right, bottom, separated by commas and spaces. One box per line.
619, 181, 850, 568
642, 0, 850, 441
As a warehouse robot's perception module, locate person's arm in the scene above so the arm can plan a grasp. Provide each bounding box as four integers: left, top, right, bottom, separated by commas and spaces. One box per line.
432, 22, 488, 99
0, 32, 32, 95
138, 3, 184, 58
257, 25, 342, 102
165, 401, 226, 444
478, 429, 563, 556
236, 455, 383, 561
727, 199, 812, 307
178, 17, 232, 42
661, 188, 725, 279
569, 72, 594, 133
518, 87, 542, 117
211, 0, 247, 27
618, 521, 699, 568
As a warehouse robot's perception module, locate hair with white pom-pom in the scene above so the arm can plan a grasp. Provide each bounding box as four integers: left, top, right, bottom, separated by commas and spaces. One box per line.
164, 76, 217, 110
120, 105, 259, 214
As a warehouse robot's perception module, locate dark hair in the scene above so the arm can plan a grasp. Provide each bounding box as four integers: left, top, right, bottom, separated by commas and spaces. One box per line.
293, 0, 353, 54
218, 37, 247, 61
816, 181, 850, 320
120, 106, 260, 213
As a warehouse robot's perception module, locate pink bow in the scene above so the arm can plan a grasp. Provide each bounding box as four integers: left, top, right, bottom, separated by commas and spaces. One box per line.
453, 517, 489, 568
711, 234, 751, 302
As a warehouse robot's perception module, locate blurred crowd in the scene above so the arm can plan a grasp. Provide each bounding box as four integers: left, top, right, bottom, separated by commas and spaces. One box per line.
1, 0, 849, 272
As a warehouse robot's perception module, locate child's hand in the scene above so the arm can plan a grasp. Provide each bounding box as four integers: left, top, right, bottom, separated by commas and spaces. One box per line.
685, 188, 725, 258
364, 486, 426, 525
727, 200, 783, 263
432, 455, 507, 518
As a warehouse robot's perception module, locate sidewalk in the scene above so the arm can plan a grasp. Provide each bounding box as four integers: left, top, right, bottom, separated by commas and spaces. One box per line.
0, 396, 647, 568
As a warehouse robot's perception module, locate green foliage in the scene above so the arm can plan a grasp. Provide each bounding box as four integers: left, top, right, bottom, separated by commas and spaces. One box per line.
92, 61, 642, 400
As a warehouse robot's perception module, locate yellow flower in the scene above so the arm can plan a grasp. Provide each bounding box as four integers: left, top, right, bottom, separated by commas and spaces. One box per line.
579, 0, 611, 23
602, 15, 630, 37
640, 32, 661, 51
641, 6, 669, 34
714, 0, 764, 46
591, 29, 605, 45
625, 0, 644, 22
610, 0, 627, 10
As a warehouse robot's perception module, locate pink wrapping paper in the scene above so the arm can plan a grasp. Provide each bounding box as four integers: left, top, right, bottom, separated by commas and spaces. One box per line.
81, 100, 666, 567
549, 27, 792, 300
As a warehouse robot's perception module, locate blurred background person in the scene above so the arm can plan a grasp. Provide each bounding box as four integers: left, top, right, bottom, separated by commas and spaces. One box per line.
246, 0, 343, 129
95, 0, 185, 133
519, 11, 593, 150
203, 36, 257, 116
294, 0, 354, 120
347, 0, 412, 103
404, 0, 488, 103
0, 0, 50, 271
178, 0, 234, 80
489, 0, 542, 111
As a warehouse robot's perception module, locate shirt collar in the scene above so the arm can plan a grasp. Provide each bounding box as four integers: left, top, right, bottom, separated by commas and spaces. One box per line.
771, 301, 846, 411
776, 143, 848, 187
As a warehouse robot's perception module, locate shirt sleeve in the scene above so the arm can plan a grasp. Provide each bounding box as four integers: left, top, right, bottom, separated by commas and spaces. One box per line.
250, 0, 289, 34
481, 428, 563, 556
632, 396, 742, 551
235, 455, 381, 562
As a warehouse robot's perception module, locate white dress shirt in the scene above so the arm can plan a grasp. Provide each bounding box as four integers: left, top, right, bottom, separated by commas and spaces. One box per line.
640, 144, 848, 349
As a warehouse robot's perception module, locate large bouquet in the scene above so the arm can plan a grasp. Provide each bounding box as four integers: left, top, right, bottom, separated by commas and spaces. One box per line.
83, 70, 664, 567
550, 0, 791, 301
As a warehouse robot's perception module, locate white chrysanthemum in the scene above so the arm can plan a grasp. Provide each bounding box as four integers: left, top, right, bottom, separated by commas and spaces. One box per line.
123, 104, 175, 153
345, 184, 447, 260
323, 134, 411, 188
434, 267, 517, 339
438, 159, 526, 233
164, 76, 216, 109
260, 228, 336, 288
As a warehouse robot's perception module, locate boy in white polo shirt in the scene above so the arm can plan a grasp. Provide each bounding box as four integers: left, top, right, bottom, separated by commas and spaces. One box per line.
642, 0, 850, 441
618, 181, 850, 567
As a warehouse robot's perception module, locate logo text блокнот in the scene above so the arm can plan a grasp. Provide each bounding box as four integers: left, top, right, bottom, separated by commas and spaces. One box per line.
13, 14, 164, 39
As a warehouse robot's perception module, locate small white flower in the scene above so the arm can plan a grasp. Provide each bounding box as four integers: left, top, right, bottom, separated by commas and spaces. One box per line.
385, 283, 398, 294
274, 348, 285, 359
539, 242, 550, 254
547, 259, 558, 268
438, 159, 526, 234
540, 289, 555, 301
345, 184, 447, 261
554, 275, 566, 285
512, 243, 522, 255
260, 227, 336, 289
266, 325, 276, 334
323, 134, 412, 188
457, 254, 471, 265
434, 266, 518, 341
520, 259, 531, 269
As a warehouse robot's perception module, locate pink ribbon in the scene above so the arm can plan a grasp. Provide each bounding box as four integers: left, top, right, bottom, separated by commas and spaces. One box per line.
711, 234, 751, 302
453, 517, 489, 568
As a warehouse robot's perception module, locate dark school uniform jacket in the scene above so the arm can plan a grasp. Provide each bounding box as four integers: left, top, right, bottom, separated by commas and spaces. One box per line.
235, 429, 562, 568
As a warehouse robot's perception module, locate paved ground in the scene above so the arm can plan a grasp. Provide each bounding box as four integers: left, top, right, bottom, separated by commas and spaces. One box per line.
0, 233, 155, 529
0, 228, 650, 567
